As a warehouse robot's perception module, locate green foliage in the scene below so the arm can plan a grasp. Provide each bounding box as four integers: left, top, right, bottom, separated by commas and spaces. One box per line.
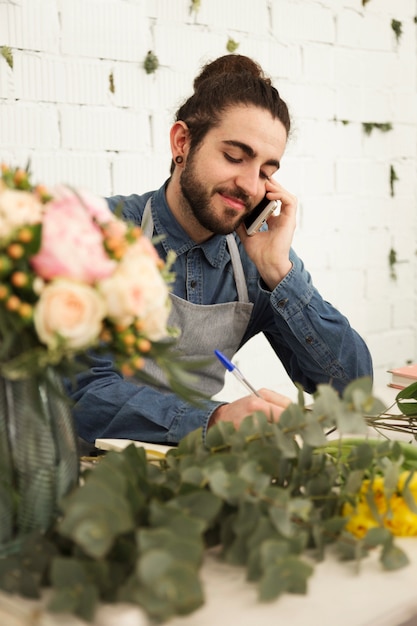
226, 38, 239, 53
108, 72, 115, 94
362, 122, 393, 136
388, 247, 397, 280
395, 382, 417, 418
144, 51, 159, 74
0, 379, 413, 622
189, 0, 201, 14
0, 46, 13, 69
391, 19, 403, 43
390, 164, 399, 197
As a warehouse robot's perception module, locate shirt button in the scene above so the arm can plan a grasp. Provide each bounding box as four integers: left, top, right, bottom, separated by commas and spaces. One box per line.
305, 336, 314, 344
277, 298, 288, 308
190, 280, 197, 289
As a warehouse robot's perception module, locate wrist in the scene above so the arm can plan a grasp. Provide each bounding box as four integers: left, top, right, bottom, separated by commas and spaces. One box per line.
208, 403, 226, 428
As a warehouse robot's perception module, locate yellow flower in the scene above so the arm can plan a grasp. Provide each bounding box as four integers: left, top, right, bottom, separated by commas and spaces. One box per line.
342, 501, 378, 538
343, 471, 417, 538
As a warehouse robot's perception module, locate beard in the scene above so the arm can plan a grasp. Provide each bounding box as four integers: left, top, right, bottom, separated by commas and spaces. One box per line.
179, 152, 251, 236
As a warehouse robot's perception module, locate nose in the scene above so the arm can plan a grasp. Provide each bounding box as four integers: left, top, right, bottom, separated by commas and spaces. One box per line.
235, 165, 261, 199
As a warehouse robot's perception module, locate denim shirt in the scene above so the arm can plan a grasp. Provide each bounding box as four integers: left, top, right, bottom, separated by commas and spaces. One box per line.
69, 182, 373, 444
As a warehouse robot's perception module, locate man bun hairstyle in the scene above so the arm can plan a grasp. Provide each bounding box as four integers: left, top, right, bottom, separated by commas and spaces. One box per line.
172, 54, 291, 172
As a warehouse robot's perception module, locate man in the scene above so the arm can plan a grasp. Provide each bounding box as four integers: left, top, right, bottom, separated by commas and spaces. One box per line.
70, 54, 372, 445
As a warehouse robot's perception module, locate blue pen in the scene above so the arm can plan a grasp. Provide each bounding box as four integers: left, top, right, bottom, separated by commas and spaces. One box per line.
214, 349, 261, 397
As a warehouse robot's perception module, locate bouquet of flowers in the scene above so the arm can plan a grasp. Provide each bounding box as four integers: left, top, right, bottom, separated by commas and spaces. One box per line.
0, 163, 191, 393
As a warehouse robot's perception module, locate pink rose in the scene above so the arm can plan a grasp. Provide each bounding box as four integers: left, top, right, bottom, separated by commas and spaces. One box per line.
31, 191, 116, 284
52, 185, 115, 224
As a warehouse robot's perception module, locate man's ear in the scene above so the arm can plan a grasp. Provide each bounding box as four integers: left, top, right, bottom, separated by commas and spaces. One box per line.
170, 121, 190, 161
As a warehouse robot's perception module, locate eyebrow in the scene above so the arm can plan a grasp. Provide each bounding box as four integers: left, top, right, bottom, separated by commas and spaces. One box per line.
222, 139, 280, 170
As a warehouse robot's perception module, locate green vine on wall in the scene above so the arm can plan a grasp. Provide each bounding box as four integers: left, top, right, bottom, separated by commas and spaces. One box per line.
362, 122, 393, 136
391, 19, 403, 43
108, 72, 115, 94
144, 51, 159, 74
390, 165, 399, 197
389, 248, 398, 280
226, 38, 239, 53
189, 0, 201, 15
0, 46, 13, 69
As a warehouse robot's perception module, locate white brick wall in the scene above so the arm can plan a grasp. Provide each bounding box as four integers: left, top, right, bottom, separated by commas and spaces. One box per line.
1, 0, 416, 400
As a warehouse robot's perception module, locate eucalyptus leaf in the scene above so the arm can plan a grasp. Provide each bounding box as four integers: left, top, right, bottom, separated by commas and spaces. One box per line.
381, 542, 410, 570
48, 583, 99, 622
138, 528, 204, 566
268, 505, 293, 538
402, 475, 417, 514
347, 443, 374, 470
208, 468, 247, 504
168, 490, 222, 526
336, 531, 368, 561
258, 556, 313, 601
362, 526, 391, 548
301, 418, 327, 447
137, 548, 175, 584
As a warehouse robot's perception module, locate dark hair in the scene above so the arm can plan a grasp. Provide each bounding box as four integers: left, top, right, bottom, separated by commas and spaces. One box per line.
170, 54, 291, 173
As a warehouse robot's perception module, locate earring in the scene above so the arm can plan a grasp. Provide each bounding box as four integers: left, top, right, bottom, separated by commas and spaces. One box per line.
175, 155, 183, 164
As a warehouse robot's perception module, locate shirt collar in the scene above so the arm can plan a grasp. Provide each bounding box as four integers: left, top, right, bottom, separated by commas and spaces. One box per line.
150, 183, 229, 268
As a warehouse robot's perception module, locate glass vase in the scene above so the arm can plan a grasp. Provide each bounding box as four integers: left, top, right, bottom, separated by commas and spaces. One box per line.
0, 368, 79, 555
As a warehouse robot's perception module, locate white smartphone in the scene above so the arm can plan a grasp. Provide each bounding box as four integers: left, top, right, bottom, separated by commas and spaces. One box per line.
244, 196, 277, 236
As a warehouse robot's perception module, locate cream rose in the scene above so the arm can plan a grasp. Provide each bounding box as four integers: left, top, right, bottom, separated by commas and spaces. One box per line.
34, 279, 107, 350
0, 184, 44, 239
98, 241, 170, 339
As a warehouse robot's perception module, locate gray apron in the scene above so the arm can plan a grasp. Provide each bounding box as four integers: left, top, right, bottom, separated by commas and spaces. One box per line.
139, 198, 254, 396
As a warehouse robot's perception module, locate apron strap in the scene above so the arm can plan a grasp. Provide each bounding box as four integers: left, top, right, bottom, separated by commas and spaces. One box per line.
225, 234, 249, 303
143, 198, 249, 303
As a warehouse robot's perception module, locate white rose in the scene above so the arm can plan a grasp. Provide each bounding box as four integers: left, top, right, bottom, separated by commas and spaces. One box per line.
98, 248, 170, 337
34, 279, 106, 350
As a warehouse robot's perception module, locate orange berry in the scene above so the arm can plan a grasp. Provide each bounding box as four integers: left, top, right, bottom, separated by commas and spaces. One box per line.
18, 228, 33, 243
13, 169, 27, 185
18, 302, 32, 320
121, 363, 134, 377
131, 356, 145, 370
0, 284, 9, 299
7, 243, 24, 259
123, 334, 136, 346
6, 295, 20, 311
137, 338, 151, 353
35, 184, 48, 196
11, 271, 28, 288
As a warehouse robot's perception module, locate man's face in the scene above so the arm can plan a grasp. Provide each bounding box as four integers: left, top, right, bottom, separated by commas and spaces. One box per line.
179, 105, 287, 237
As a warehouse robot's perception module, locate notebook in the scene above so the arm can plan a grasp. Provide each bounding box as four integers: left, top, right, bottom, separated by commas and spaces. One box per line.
95, 438, 174, 460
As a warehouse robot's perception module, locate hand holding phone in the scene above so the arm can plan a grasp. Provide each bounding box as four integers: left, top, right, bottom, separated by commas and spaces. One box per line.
244, 196, 277, 236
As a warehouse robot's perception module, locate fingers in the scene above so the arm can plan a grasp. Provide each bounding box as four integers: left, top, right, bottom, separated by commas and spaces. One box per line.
209, 390, 292, 430
266, 179, 297, 206
257, 387, 292, 409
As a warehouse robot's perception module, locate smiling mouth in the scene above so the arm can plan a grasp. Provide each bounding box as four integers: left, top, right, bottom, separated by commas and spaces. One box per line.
219, 192, 249, 213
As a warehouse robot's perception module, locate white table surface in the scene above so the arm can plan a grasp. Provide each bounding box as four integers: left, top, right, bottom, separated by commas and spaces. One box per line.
2, 538, 417, 626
